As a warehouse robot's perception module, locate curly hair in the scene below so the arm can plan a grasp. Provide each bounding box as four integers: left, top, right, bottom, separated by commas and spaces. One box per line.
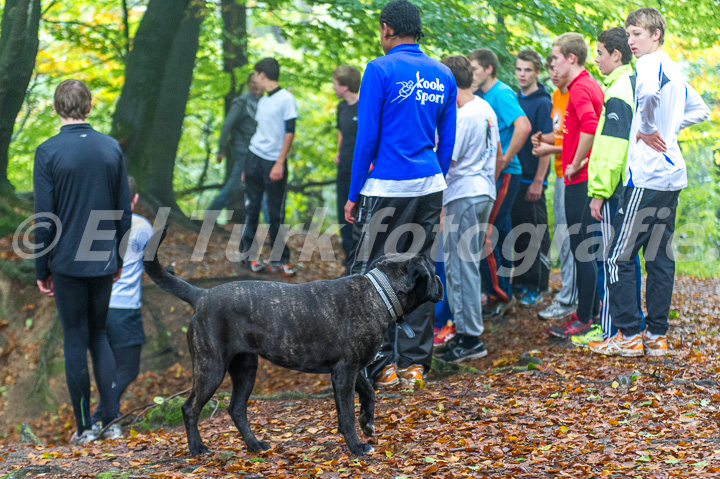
379, 0, 424, 42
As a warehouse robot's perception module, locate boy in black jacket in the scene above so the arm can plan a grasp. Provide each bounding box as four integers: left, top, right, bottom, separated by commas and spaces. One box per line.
34, 79, 131, 444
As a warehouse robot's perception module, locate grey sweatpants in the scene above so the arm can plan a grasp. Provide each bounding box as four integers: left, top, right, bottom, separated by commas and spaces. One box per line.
443, 195, 494, 337
552, 177, 577, 305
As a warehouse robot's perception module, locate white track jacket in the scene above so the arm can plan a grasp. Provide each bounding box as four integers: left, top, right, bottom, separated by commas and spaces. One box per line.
626, 50, 709, 191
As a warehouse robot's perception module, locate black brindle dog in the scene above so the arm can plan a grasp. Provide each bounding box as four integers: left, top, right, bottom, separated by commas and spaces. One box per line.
143, 229, 443, 456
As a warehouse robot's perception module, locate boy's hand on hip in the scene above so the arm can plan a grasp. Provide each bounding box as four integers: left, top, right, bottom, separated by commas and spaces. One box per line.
564, 158, 588, 182
637, 131, 667, 153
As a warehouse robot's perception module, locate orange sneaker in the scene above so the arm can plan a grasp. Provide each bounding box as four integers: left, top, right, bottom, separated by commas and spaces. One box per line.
398, 364, 424, 388
588, 331, 644, 357
433, 323, 456, 348
643, 332, 668, 356
374, 364, 399, 388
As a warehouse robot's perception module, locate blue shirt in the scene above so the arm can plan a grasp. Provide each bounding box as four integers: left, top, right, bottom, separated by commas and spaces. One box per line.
475, 80, 526, 175
349, 43, 457, 202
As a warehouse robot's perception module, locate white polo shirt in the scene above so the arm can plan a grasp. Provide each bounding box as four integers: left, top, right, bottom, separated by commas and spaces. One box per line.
249, 88, 298, 161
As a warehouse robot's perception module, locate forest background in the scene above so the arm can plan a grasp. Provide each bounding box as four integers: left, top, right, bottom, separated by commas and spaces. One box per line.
0, 0, 718, 276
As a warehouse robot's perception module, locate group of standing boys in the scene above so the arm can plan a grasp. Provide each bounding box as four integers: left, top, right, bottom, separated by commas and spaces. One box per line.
330, 4, 709, 389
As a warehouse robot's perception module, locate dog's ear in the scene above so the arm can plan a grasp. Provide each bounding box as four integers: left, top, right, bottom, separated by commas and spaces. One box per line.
399, 256, 433, 295
375, 254, 390, 268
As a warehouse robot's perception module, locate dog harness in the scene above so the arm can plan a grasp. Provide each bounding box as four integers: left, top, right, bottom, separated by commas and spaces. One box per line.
365, 268, 415, 339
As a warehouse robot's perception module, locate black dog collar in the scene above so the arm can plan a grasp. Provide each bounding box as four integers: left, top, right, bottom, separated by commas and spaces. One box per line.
365, 268, 415, 339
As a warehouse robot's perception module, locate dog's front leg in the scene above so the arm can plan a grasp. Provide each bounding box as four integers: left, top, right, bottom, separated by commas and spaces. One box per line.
331, 366, 374, 456
355, 373, 375, 437
228, 353, 270, 452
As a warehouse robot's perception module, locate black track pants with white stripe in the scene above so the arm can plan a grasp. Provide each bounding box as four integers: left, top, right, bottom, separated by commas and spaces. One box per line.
348, 192, 442, 378
607, 186, 679, 336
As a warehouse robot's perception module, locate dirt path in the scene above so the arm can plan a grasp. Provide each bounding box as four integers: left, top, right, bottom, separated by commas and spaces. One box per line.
1, 224, 719, 477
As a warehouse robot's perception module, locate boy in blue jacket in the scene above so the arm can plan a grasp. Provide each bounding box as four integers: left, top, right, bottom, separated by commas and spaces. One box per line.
344, 0, 457, 388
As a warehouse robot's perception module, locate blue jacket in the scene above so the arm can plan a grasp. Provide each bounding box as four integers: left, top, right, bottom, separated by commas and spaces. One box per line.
349, 44, 457, 201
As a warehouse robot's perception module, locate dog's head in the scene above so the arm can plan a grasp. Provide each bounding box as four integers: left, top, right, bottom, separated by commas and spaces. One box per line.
375, 254, 443, 315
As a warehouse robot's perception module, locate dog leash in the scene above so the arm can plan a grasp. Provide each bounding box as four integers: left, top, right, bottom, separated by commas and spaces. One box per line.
365, 268, 415, 339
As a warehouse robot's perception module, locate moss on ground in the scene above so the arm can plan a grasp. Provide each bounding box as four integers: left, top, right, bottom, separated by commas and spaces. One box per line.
132, 396, 225, 431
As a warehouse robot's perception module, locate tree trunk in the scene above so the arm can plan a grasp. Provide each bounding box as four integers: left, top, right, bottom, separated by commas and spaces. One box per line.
219, 0, 248, 222
0, 0, 41, 197
111, 0, 206, 219
220, 0, 248, 108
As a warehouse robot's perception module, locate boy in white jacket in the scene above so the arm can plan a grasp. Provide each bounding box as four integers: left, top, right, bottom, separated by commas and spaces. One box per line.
589, 8, 709, 357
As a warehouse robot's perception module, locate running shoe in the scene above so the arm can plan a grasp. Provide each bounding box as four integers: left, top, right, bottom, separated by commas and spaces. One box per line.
588, 331, 643, 357
570, 323, 603, 346
538, 301, 576, 320
547, 314, 591, 339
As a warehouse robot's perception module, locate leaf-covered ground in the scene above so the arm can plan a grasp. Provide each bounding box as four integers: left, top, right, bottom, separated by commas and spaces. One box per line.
1, 224, 719, 478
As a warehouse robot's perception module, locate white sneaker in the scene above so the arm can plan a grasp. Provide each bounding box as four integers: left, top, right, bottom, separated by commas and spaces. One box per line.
102, 424, 123, 440
70, 428, 98, 446
538, 301, 575, 320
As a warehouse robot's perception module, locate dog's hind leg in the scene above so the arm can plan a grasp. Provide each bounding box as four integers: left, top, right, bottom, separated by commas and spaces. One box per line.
355, 373, 375, 437
182, 341, 226, 455
228, 353, 270, 452
331, 366, 374, 456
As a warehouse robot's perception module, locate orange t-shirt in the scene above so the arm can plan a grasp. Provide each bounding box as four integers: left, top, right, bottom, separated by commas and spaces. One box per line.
551, 89, 570, 178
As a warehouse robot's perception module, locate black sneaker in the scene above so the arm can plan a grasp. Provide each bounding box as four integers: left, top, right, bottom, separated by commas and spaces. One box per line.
439, 339, 488, 362
434, 334, 460, 355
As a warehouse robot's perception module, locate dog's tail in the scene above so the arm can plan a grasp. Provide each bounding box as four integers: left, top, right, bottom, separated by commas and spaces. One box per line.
143, 228, 202, 308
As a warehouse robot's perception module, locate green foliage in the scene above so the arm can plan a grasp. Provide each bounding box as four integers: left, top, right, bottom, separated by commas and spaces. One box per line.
0, 201, 25, 238
674, 146, 720, 277
3, 0, 718, 277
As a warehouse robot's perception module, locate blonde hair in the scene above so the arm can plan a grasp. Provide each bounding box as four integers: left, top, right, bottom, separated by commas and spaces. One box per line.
553, 33, 588, 66
625, 7, 666, 44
